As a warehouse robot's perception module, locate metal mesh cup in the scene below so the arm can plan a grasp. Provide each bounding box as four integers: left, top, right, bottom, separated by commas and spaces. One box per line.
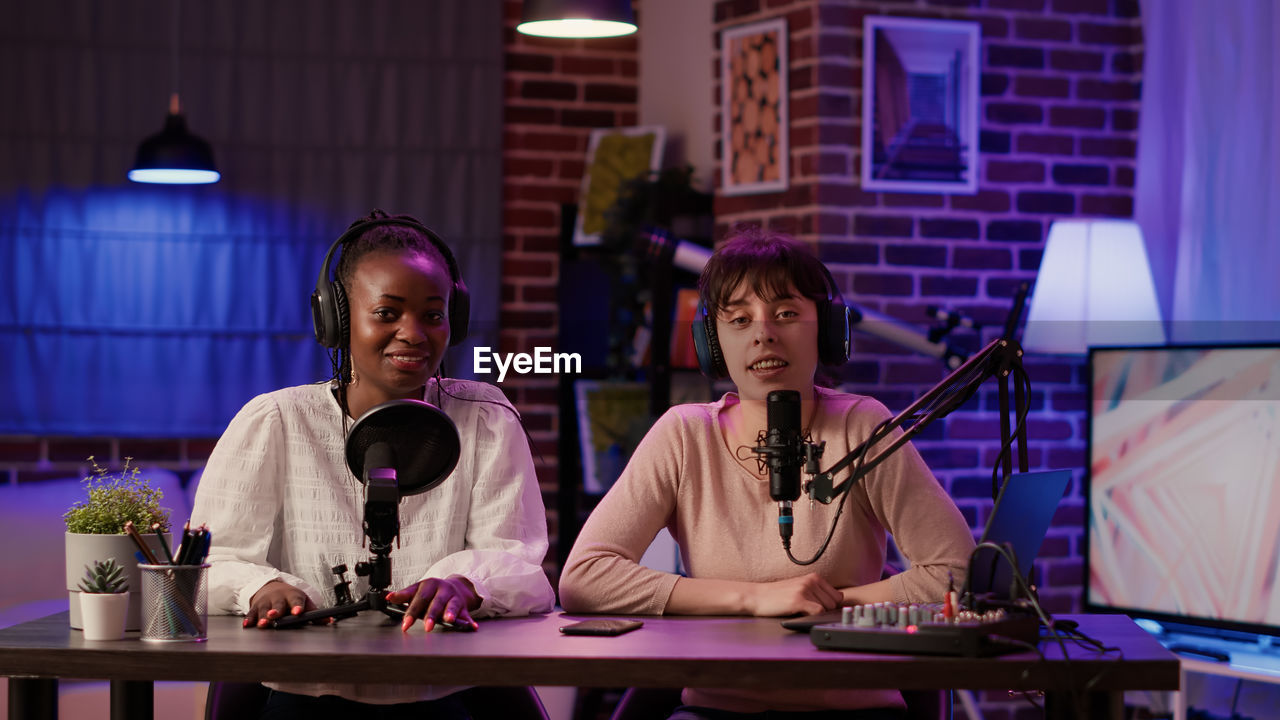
138, 564, 209, 642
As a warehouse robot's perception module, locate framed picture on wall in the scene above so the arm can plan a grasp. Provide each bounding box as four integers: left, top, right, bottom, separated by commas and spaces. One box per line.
574, 126, 666, 246
861, 16, 980, 195
721, 17, 788, 196
574, 380, 653, 495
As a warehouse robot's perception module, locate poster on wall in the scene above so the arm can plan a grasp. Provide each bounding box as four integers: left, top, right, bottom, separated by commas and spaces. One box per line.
574, 380, 653, 494
721, 17, 788, 196
861, 15, 980, 195
574, 126, 666, 246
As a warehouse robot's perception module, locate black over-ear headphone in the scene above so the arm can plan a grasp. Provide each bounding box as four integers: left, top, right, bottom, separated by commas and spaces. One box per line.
691, 263, 850, 379
311, 217, 471, 349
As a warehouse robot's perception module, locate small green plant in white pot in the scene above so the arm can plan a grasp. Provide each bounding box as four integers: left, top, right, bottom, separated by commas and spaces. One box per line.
64, 457, 171, 631
78, 558, 129, 640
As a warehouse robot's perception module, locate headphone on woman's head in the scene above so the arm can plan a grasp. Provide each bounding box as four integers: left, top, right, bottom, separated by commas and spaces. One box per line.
310, 216, 471, 349
690, 263, 850, 379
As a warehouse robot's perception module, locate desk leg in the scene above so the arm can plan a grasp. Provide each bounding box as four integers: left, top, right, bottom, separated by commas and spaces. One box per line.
8, 677, 58, 720
1173, 663, 1187, 720
1044, 689, 1123, 720
110, 680, 153, 720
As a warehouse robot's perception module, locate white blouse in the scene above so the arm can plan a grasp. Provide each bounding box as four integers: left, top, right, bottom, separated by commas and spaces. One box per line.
192, 377, 555, 704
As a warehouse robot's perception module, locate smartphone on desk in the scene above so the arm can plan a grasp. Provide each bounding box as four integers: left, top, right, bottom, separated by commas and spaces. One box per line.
559, 619, 644, 636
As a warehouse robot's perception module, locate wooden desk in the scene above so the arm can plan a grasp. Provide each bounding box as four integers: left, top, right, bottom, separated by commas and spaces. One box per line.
1, 612, 1177, 720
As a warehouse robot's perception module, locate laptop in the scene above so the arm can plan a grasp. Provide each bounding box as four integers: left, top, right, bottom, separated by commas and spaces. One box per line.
782, 468, 1071, 631
969, 468, 1071, 599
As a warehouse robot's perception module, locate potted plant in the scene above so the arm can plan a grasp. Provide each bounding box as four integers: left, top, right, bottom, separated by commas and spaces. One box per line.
63, 457, 171, 631
77, 558, 129, 640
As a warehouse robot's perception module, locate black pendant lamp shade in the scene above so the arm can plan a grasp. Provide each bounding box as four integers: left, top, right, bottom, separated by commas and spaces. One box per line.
517, 0, 637, 38
129, 94, 220, 185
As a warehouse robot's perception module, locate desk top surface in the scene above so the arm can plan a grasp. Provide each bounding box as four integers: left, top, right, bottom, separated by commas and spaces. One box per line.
0, 611, 1178, 691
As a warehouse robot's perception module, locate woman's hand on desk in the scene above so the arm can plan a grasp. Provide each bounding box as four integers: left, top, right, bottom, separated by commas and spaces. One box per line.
386, 575, 481, 633
666, 572, 842, 616
750, 573, 842, 617
245, 579, 320, 629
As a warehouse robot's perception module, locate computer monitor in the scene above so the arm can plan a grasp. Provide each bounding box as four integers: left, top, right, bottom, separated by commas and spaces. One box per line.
1085, 344, 1280, 640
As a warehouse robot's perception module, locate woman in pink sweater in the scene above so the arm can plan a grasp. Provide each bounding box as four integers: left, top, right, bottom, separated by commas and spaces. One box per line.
559, 227, 975, 719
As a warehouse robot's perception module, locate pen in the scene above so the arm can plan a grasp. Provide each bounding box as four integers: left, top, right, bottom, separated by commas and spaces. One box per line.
191, 527, 210, 564
180, 526, 207, 566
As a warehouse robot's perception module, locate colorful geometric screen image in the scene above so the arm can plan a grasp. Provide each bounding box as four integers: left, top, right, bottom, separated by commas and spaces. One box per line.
1088, 346, 1280, 630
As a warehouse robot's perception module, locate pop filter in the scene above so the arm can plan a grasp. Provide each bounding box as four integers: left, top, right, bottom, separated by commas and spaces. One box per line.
345, 399, 460, 496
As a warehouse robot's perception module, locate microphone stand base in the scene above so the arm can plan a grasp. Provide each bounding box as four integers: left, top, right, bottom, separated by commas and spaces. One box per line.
268, 590, 406, 629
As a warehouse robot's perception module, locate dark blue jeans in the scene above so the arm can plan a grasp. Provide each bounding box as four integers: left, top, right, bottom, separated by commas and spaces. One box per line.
259, 689, 470, 720
668, 706, 908, 720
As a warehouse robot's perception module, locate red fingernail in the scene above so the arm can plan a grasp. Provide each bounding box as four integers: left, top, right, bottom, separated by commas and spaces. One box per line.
242, 618, 250, 628
424, 618, 435, 633
292, 605, 303, 615
402, 616, 414, 633
444, 612, 455, 623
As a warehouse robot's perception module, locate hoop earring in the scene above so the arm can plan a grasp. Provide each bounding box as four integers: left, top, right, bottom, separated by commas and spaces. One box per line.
350, 366, 358, 386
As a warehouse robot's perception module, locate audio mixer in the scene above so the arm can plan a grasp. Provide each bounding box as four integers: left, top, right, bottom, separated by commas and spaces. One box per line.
809, 602, 1041, 657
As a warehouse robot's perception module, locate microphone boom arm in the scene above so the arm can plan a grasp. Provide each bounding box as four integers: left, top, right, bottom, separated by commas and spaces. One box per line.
806, 337, 1029, 505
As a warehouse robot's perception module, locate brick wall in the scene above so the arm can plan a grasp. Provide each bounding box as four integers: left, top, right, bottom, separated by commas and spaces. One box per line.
501, 0, 642, 578
0, 438, 215, 486
714, 1, 1141, 717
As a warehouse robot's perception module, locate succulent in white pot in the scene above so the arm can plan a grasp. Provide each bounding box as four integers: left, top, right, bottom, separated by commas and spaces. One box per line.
77, 558, 129, 641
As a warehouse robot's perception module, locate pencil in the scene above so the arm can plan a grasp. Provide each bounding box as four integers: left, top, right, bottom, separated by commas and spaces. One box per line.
173, 521, 191, 566
124, 520, 160, 565
151, 522, 176, 565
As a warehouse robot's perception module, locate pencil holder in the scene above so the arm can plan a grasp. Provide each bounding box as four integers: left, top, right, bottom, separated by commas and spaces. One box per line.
139, 564, 209, 642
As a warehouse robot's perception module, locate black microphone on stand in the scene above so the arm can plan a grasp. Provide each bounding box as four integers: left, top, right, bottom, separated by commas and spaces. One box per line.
271, 399, 460, 629
360, 441, 399, 551
755, 390, 804, 548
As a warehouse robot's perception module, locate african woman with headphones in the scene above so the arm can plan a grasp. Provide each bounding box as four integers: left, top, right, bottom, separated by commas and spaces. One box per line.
559, 227, 974, 720
192, 211, 554, 718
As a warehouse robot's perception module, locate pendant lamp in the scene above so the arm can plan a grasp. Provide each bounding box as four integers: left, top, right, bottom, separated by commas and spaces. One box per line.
128, 0, 219, 184
517, 0, 637, 38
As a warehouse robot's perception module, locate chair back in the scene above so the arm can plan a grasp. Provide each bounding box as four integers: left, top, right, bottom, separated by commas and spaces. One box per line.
609, 687, 951, 720
204, 681, 550, 720
204, 681, 270, 720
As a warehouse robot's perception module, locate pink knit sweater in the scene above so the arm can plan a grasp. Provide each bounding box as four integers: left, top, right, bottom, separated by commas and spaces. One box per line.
560, 387, 975, 712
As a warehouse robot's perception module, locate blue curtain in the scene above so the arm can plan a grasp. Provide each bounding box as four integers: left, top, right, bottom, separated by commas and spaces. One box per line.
0, 0, 504, 437
1136, 0, 1280, 342
0, 189, 334, 436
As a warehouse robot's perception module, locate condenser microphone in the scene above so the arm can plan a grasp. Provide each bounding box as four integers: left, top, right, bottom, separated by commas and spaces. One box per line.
360, 441, 400, 549
762, 390, 803, 547
345, 399, 461, 552
362, 441, 396, 485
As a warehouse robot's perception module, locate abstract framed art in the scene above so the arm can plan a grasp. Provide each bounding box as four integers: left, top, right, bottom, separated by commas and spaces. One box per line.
721, 17, 788, 196
861, 15, 980, 194
574, 126, 666, 246
574, 380, 652, 494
